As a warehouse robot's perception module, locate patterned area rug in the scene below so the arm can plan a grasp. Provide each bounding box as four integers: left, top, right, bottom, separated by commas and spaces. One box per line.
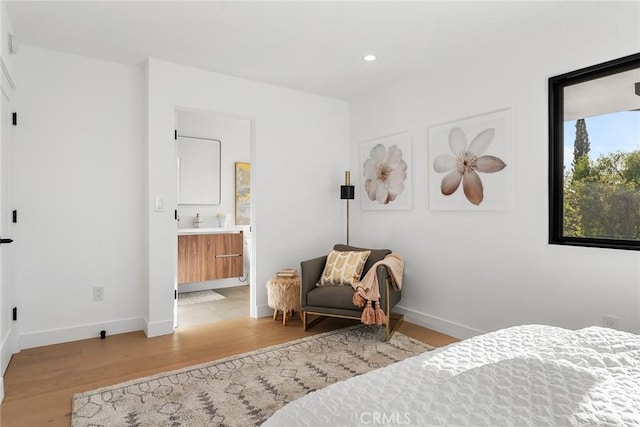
177, 290, 225, 306
71, 325, 433, 426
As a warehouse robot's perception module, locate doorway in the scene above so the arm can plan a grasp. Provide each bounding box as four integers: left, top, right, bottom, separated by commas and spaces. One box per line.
174, 108, 252, 328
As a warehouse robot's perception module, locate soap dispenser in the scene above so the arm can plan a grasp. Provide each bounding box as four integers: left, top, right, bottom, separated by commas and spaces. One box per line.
193, 213, 202, 228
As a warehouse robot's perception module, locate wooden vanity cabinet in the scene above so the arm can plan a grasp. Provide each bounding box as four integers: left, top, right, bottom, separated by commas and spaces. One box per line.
177, 234, 202, 284
178, 231, 243, 284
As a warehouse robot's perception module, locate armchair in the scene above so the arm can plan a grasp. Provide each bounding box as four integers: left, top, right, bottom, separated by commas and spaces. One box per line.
300, 244, 404, 341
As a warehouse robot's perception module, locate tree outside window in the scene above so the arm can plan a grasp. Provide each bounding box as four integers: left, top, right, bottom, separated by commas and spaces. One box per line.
563, 114, 640, 241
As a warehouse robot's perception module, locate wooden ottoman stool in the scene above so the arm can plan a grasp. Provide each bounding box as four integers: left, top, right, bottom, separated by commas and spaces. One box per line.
267, 274, 301, 325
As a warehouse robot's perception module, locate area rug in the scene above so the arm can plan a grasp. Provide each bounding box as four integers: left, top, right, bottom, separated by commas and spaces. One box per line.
72, 325, 433, 426
177, 290, 226, 306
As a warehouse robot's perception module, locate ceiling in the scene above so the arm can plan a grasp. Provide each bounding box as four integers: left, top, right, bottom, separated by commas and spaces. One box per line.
5, 1, 585, 100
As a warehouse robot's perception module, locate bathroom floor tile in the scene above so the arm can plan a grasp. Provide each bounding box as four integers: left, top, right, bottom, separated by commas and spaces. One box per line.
177, 285, 249, 328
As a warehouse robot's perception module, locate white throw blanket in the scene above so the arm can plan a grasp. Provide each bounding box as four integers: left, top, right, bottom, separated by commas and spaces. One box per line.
351, 253, 403, 325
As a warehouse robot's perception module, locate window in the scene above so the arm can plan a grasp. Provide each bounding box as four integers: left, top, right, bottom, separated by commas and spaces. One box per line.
549, 53, 640, 250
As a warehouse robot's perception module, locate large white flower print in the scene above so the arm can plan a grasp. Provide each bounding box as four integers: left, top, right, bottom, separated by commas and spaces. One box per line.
433, 127, 506, 205
363, 144, 407, 204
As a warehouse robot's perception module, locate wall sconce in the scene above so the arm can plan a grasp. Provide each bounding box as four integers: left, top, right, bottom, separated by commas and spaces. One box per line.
340, 171, 355, 245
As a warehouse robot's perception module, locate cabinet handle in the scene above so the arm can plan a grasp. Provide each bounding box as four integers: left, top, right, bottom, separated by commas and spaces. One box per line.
215, 254, 242, 258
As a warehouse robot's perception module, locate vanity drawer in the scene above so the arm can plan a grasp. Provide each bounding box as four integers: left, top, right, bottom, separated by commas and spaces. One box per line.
178, 231, 243, 284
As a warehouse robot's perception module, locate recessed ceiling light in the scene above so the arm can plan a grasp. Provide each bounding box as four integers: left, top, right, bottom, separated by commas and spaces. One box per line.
363, 54, 377, 62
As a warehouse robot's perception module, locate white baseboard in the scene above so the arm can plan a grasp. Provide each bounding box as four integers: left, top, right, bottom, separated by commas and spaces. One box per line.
19, 317, 146, 350
0, 326, 14, 375
144, 318, 175, 338
0, 376, 4, 403
256, 304, 273, 318
394, 305, 484, 340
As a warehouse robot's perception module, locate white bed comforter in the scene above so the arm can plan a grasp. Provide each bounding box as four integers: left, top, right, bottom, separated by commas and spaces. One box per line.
264, 325, 640, 426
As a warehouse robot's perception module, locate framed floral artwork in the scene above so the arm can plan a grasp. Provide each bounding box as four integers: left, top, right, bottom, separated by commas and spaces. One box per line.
428, 109, 513, 211
360, 131, 412, 210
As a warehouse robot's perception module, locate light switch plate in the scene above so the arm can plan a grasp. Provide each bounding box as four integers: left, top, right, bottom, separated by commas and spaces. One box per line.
155, 197, 165, 212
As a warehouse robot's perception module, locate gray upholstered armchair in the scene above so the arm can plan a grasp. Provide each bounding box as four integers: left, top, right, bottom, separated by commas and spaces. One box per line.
300, 244, 403, 341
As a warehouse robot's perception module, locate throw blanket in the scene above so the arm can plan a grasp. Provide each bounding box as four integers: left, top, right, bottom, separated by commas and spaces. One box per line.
351, 253, 403, 325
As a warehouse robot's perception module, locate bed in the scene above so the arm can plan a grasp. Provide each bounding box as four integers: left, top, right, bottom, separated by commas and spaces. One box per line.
264, 325, 640, 426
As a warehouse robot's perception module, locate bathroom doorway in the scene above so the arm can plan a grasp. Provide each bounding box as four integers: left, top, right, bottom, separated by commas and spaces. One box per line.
174, 108, 252, 328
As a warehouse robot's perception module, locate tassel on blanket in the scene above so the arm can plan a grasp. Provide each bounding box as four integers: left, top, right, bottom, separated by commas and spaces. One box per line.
374, 302, 386, 325
352, 292, 366, 308
361, 301, 376, 325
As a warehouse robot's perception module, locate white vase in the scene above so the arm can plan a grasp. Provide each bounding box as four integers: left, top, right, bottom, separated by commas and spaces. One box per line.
218, 218, 228, 227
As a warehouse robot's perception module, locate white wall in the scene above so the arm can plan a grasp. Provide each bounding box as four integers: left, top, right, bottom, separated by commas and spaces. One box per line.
348, 2, 640, 338
146, 59, 349, 336
13, 45, 146, 348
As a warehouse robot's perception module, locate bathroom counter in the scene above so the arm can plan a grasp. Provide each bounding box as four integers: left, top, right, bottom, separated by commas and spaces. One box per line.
177, 227, 243, 235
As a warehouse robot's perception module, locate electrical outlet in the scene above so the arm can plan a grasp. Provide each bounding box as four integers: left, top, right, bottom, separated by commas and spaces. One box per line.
602, 315, 619, 329
93, 286, 104, 301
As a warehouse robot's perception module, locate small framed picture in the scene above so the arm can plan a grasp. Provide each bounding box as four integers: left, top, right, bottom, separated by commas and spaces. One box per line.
234, 162, 250, 225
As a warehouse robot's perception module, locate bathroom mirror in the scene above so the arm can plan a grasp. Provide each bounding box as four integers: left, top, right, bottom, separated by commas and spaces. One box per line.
177, 136, 221, 205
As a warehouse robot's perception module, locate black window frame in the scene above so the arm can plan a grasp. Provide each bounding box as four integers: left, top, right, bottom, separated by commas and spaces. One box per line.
549, 52, 640, 250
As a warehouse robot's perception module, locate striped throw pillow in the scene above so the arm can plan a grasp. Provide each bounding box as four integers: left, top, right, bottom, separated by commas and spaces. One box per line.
317, 250, 371, 286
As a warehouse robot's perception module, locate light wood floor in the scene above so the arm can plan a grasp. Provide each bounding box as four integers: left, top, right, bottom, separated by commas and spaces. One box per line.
0, 316, 458, 426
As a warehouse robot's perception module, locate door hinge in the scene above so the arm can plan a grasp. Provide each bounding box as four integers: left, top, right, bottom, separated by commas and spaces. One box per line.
12, 112, 17, 126
174, 129, 177, 140
174, 290, 177, 300
12, 307, 17, 321
12, 209, 17, 223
